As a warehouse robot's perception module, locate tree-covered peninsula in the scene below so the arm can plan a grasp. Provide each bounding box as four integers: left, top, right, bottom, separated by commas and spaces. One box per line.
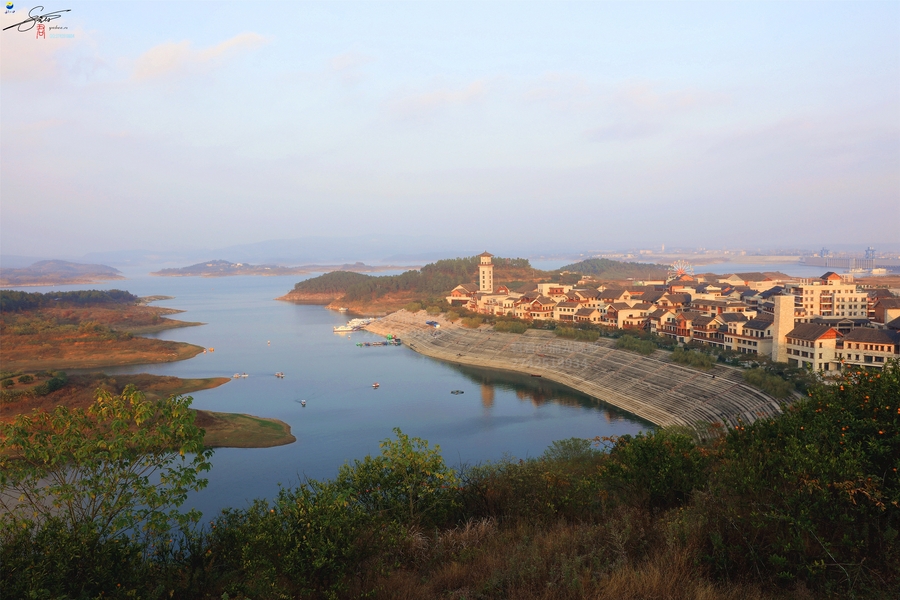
279, 255, 676, 314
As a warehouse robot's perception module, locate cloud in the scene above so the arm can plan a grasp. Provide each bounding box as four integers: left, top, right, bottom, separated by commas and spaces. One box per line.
612, 81, 730, 115
587, 122, 660, 142
391, 80, 488, 120
132, 32, 267, 80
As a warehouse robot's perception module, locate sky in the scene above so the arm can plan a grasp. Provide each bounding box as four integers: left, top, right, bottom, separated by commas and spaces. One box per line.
1, 1, 898, 261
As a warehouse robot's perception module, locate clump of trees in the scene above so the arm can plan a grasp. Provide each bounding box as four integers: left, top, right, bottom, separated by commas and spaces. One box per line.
671, 346, 714, 369
615, 334, 657, 355
493, 320, 528, 333
0, 289, 138, 312
290, 256, 536, 304
554, 326, 600, 342
742, 367, 796, 398
556, 257, 668, 280
461, 317, 483, 328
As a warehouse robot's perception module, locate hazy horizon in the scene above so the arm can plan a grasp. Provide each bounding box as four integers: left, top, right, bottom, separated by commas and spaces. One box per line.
2, 2, 898, 259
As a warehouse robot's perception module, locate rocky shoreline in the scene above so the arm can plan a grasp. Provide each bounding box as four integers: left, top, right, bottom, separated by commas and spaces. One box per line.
366, 310, 783, 437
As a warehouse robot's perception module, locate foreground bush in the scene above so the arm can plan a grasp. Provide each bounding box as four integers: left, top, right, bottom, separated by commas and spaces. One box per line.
3, 365, 898, 598
700, 364, 900, 593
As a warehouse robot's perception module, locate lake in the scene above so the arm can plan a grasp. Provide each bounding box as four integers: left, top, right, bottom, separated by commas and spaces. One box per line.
7, 271, 650, 517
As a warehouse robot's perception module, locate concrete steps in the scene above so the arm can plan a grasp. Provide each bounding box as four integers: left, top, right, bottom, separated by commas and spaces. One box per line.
366, 312, 785, 438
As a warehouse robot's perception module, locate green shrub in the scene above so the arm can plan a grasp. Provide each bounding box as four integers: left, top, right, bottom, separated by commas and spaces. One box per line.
742, 367, 794, 398
541, 437, 600, 463
598, 429, 710, 511
0, 519, 149, 599
17, 375, 34, 384
425, 305, 442, 315
702, 362, 900, 590
671, 347, 714, 369
554, 327, 600, 342
445, 311, 460, 322
404, 302, 422, 312
462, 317, 482, 329
1, 380, 13, 389
615, 335, 656, 355
493, 320, 528, 334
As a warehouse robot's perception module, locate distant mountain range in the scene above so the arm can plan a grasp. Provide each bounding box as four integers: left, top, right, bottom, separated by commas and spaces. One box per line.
151, 260, 419, 277
0, 260, 125, 287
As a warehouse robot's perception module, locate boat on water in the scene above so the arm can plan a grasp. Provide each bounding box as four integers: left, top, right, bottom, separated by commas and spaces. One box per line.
275, 372, 284, 378
232, 373, 240, 378
372, 382, 380, 389
333, 317, 375, 333
338, 307, 349, 312
300, 400, 306, 406
241, 373, 248, 378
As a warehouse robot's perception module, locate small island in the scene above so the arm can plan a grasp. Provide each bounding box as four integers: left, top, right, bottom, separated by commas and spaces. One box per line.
0, 260, 125, 287
151, 259, 418, 278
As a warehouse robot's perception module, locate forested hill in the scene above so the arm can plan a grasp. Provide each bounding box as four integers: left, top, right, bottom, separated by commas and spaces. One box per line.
289, 256, 539, 302
0, 260, 124, 286
0, 289, 138, 312
558, 258, 669, 280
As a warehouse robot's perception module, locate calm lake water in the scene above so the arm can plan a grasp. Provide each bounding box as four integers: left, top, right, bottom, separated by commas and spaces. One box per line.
8, 272, 649, 517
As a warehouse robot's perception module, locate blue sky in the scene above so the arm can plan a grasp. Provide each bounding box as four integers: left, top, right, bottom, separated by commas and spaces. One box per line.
1, 1, 898, 259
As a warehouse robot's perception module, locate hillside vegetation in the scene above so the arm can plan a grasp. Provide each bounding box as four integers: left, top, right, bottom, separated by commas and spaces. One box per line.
289, 256, 539, 303
0, 290, 204, 371
284, 255, 675, 314
558, 257, 669, 280
3, 363, 897, 599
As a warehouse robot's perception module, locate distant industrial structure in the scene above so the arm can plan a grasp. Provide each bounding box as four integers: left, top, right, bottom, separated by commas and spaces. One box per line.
802, 246, 900, 272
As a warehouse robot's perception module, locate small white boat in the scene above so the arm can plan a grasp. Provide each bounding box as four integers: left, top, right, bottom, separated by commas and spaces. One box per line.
300, 400, 307, 406
232, 373, 241, 378
241, 373, 248, 378
275, 372, 284, 378
372, 382, 380, 389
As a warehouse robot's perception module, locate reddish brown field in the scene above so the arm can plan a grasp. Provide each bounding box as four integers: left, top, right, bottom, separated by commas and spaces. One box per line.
0, 304, 205, 371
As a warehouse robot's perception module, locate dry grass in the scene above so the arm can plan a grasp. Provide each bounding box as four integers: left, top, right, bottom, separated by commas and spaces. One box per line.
365, 514, 798, 600
195, 411, 296, 448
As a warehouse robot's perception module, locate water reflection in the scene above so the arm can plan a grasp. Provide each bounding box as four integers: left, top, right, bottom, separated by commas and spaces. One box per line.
450, 364, 651, 428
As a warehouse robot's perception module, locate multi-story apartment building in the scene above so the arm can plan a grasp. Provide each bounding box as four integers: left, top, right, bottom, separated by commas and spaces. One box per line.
784, 323, 842, 372
836, 328, 900, 370
788, 272, 868, 318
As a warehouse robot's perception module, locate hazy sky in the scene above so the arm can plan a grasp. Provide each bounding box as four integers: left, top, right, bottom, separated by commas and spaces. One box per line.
2, 1, 898, 259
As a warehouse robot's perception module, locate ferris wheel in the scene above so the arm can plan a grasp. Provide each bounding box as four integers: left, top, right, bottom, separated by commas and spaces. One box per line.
667, 259, 694, 281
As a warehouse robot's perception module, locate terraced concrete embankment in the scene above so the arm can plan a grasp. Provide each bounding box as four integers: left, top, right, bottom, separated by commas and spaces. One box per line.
366, 311, 783, 436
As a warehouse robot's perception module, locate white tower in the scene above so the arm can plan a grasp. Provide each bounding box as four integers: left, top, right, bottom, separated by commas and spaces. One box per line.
478, 252, 494, 293
771, 294, 796, 363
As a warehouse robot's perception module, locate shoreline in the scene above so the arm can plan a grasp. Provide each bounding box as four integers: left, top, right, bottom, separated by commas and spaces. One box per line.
0, 276, 127, 287
366, 311, 782, 437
